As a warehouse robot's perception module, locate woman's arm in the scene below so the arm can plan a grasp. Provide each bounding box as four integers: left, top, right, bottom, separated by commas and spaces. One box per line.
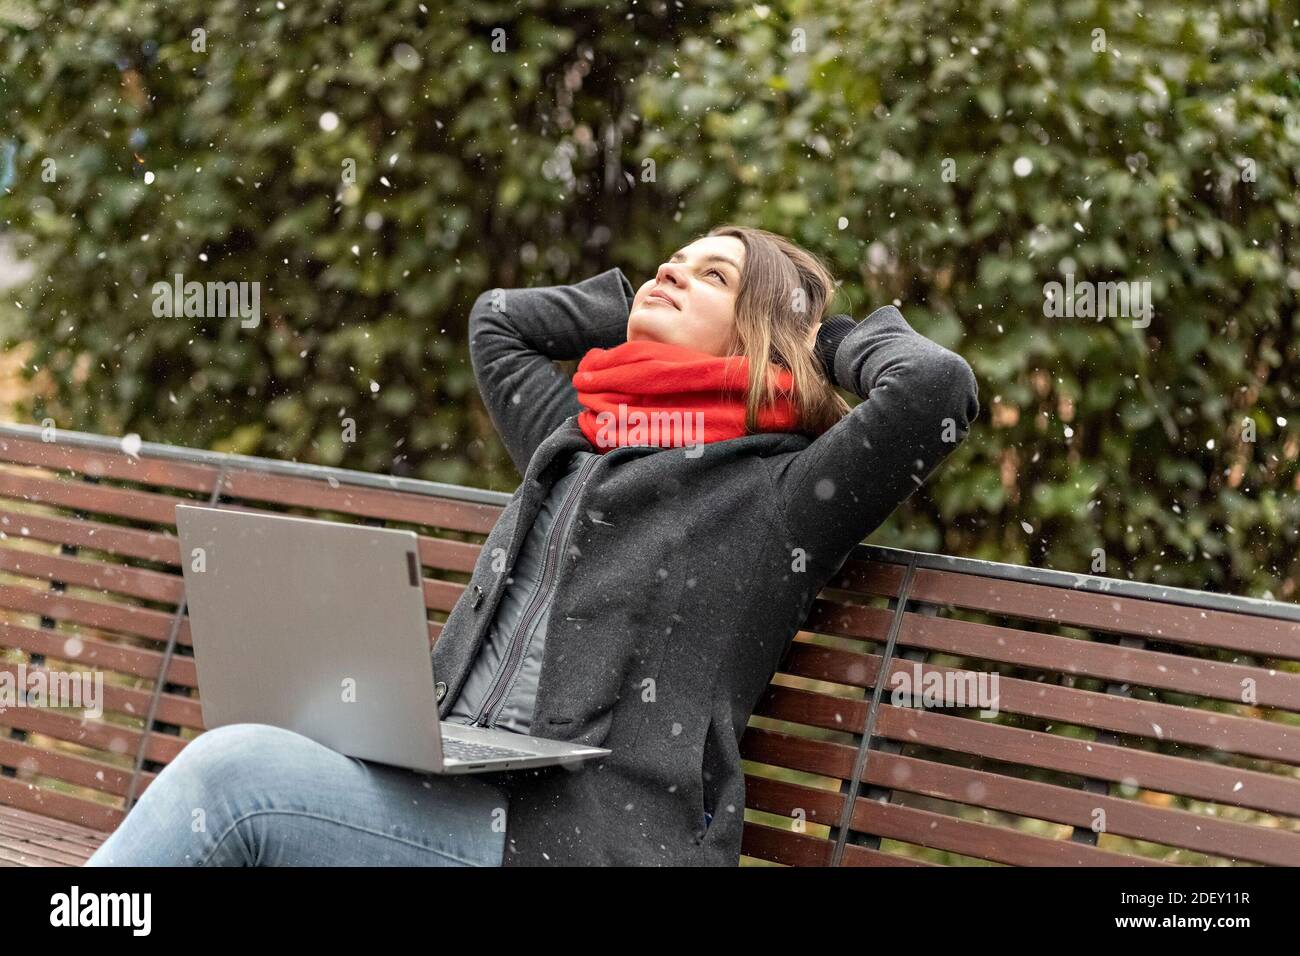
468, 267, 635, 475
768, 304, 980, 575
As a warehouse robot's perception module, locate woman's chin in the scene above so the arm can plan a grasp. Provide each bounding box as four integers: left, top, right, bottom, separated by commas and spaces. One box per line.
626, 321, 665, 345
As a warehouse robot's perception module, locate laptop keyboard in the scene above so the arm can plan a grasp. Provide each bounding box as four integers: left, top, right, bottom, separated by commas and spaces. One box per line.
441, 736, 535, 762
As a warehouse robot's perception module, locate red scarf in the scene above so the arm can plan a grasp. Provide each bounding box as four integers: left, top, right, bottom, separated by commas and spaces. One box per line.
573, 339, 800, 452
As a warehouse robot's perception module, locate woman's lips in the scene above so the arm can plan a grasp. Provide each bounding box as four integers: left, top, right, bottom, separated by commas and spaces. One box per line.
647, 290, 679, 309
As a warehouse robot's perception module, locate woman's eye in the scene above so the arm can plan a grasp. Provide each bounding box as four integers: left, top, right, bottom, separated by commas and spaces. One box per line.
707, 268, 725, 283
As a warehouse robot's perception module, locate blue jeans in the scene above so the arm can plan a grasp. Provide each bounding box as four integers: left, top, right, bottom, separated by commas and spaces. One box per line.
84, 723, 509, 866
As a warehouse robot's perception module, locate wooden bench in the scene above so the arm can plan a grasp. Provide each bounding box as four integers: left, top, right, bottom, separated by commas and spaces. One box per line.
0, 422, 1296, 867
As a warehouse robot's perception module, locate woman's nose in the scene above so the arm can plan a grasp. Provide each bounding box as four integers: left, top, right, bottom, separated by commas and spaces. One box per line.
655, 262, 685, 287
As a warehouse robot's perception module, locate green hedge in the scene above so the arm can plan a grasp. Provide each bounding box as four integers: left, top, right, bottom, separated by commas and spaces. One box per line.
1, 0, 1297, 600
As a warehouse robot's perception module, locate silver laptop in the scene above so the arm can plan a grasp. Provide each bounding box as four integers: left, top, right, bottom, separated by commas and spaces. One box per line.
174, 504, 611, 774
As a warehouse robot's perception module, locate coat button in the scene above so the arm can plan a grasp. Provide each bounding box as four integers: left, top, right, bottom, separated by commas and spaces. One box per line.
470, 584, 483, 610
435, 681, 447, 702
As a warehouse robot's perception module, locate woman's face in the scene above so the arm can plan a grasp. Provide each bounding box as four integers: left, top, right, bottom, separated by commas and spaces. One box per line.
627, 236, 746, 357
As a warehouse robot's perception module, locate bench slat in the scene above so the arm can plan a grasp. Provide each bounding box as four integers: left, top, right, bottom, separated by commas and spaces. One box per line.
0, 735, 142, 797
806, 603, 1300, 709
744, 773, 1159, 866
0, 661, 201, 727
0, 435, 222, 492
0, 775, 123, 832
0, 470, 199, 526
0, 621, 198, 686
0, 532, 478, 622
914, 566, 1296, 658
848, 796, 1171, 867
869, 751, 1300, 867
0, 707, 186, 767
0, 438, 488, 534
776, 646, 1300, 762
0, 508, 181, 564
2, 503, 483, 578
0, 583, 182, 644
876, 705, 1300, 817
0, 545, 185, 605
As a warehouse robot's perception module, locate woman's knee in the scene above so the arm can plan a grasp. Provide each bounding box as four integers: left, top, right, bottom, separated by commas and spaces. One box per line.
164, 722, 302, 788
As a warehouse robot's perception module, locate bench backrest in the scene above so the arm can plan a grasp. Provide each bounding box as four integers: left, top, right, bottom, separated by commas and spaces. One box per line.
0, 423, 1296, 866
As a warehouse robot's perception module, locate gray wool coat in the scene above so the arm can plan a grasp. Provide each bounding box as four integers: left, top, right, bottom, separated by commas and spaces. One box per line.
433, 266, 980, 866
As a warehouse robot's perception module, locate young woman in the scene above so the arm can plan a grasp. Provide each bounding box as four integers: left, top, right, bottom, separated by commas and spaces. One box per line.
85, 224, 978, 867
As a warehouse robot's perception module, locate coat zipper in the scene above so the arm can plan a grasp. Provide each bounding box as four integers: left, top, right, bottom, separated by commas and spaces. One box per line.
472, 453, 600, 728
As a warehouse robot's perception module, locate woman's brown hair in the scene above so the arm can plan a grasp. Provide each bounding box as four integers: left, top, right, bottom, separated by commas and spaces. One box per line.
704, 224, 851, 436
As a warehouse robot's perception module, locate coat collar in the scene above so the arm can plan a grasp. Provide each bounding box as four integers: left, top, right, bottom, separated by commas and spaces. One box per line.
524, 413, 814, 482
520, 415, 594, 486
